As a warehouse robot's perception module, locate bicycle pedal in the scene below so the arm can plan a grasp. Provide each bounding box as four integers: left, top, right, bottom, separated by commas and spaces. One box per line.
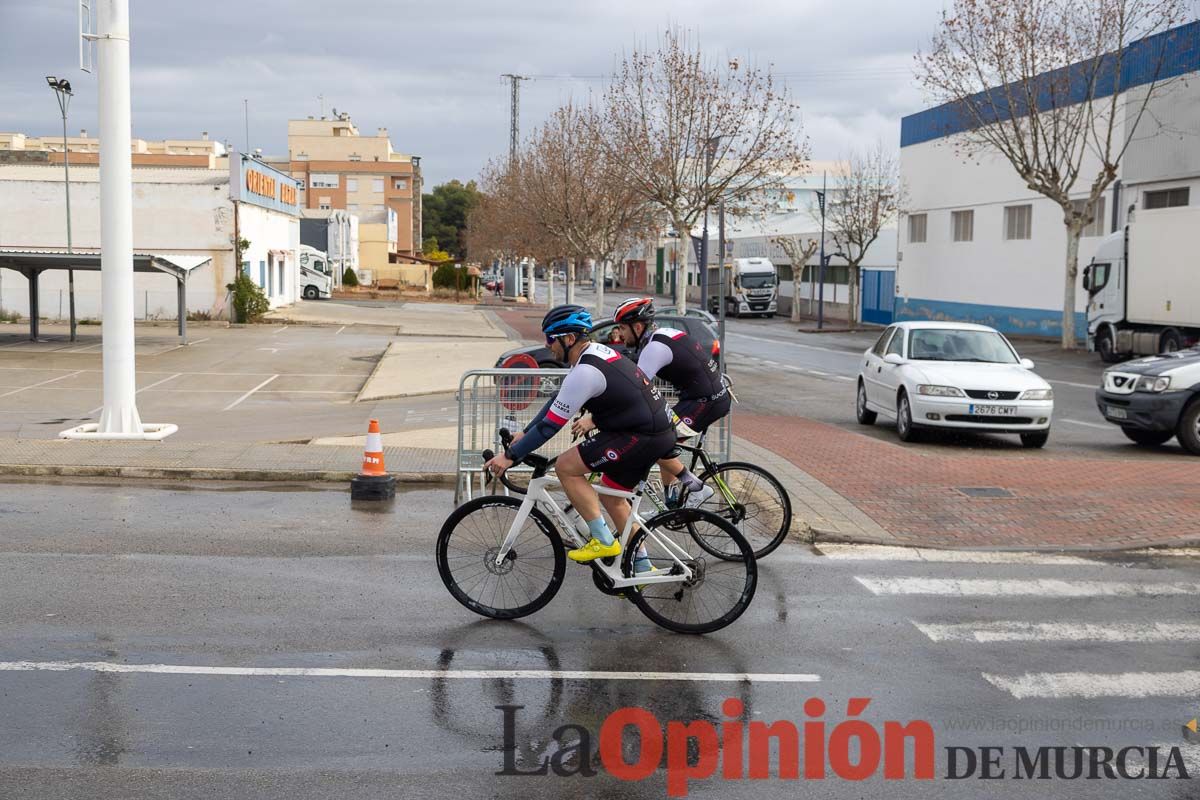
601, 555, 616, 567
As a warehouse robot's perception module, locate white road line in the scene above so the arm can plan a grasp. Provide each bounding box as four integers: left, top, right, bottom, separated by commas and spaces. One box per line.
1047, 379, 1096, 389
1062, 418, 1113, 430
817, 544, 1096, 566
0, 370, 84, 398
335, 325, 347, 335
88, 372, 182, 415
222, 374, 279, 411
187, 337, 211, 346
982, 670, 1200, 699
0, 660, 820, 684
915, 621, 1200, 643
274, 325, 289, 334
1128, 547, 1200, 558
854, 576, 1200, 597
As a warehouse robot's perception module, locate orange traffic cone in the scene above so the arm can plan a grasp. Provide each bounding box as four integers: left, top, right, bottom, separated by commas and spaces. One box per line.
361, 419, 387, 476
351, 418, 396, 501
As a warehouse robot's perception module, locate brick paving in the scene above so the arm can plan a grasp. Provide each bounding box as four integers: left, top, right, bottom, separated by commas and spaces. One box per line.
736, 413, 1200, 550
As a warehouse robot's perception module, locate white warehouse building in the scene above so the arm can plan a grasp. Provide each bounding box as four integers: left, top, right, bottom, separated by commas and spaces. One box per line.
0, 154, 301, 322
897, 20, 1200, 340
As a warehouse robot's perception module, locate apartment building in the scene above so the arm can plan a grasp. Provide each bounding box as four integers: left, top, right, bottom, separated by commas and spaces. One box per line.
274, 116, 422, 279
0, 131, 227, 168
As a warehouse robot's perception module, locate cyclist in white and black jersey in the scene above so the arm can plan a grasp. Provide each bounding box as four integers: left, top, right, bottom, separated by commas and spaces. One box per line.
484, 305, 676, 565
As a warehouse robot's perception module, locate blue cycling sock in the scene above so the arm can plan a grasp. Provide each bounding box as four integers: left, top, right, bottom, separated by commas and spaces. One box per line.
634, 545, 652, 574
587, 517, 615, 546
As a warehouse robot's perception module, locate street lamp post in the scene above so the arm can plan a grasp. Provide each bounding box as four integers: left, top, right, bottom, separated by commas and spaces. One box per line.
46, 76, 77, 342
816, 171, 827, 330
699, 136, 721, 315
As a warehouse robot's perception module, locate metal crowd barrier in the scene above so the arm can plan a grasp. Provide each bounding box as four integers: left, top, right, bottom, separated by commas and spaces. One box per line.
455, 368, 732, 504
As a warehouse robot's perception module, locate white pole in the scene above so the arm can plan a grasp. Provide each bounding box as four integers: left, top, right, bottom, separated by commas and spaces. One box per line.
95, 0, 143, 435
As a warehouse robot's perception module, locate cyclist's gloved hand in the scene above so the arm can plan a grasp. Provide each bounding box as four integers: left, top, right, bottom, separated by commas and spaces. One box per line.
484, 452, 514, 476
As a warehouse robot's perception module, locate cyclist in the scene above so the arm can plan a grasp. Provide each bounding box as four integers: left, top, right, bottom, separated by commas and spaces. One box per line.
484, 304, 676, 567
575, 297, 729, 508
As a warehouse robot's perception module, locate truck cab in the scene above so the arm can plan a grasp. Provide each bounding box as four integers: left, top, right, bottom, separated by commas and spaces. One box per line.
711, 257, 778, 317
299, 245, 333, 300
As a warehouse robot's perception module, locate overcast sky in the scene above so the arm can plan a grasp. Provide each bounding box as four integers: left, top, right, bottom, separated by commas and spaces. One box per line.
1, 0, 954, 187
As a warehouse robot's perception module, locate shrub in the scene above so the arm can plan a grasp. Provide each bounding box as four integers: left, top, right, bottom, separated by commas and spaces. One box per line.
342, 267, 360, 287
432, 262, 459, 289
226, 272, 270, 322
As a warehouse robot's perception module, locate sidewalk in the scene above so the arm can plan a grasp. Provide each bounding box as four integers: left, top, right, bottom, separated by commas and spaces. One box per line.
735, 413, 1200, 550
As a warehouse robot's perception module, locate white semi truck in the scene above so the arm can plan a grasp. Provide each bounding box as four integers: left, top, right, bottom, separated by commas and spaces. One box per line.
1085, 206, 1200, 362
298, 245, 333, 300
706, 257, 779, 318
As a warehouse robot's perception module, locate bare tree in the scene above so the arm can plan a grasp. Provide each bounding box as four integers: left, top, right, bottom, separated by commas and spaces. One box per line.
915, 0, 1189, 348
771, 235, 820, 321
598, 28, 809, 313
824, 144, 903, 328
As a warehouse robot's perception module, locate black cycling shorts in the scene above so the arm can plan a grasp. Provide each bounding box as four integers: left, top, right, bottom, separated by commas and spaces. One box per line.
577, 429, 678, 491
673, 392, 732, 436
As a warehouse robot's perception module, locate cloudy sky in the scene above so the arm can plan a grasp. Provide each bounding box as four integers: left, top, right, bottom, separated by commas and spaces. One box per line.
2, 0, 954, 187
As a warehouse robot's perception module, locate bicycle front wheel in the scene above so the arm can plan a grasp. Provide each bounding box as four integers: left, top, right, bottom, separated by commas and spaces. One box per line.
436, 495, 565, 620
624, 508, 757, 635
696, 461, 792, 559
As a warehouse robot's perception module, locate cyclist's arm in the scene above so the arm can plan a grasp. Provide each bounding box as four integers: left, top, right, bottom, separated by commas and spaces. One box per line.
636, 338, 673, 382
507, 364, 606, 461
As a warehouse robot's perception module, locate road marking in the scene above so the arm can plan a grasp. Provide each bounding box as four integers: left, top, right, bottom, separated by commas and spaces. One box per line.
817, 544, 1096, 565
187, 337, 211, 346
1047, 379, 1096, 389
727, 331, 861, 357
273, 325, 289, 334
222, 374, 279, 411
335, 325, 347, 335
88, 372, 182, 415
916, 621, 1200, 643
982, 670, 1200, 699
0, 370, 84, 398
854, 576, 1200, 597
0, 660, 820, 684
1062, 418, 1113, 430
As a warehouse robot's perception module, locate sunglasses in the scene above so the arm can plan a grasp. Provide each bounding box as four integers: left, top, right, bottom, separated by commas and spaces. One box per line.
545, 333, 572, 347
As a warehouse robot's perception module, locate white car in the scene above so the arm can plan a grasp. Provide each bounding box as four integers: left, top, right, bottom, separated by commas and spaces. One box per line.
856, 321, 1055, 447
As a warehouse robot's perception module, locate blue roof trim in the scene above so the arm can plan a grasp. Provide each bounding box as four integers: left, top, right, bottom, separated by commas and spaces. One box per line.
901, 19, 1200, 148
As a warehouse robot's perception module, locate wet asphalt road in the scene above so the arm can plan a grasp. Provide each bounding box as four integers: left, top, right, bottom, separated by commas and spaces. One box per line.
1, 478, 1198, 799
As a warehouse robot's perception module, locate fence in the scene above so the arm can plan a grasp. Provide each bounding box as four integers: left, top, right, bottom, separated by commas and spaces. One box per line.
456, 368, 732, 503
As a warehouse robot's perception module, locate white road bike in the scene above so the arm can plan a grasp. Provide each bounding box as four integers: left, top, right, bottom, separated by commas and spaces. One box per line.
435, 432, 758, 634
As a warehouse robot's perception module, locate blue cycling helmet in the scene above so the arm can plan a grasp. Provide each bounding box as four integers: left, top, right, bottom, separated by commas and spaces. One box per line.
541, 304, 593, 337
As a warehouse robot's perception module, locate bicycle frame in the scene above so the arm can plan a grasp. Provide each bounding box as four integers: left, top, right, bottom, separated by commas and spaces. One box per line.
493, 474, 695, 590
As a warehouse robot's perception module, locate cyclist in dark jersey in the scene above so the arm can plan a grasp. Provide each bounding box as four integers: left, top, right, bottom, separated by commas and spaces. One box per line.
484, 304, 676, 564
575, 297, 729, 507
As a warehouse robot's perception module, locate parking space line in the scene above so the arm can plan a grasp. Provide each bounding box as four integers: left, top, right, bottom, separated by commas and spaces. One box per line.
274, 326, 289, 334
222, 374, 279, 411
0, 370, 84, 398
88, 372, 183, 415
0, 660, 821, 683
335, 326, 346, 335
1047, 379, 1095, 389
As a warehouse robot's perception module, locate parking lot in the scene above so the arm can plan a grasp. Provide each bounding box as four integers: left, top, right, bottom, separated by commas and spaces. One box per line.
0, 323, 397, 441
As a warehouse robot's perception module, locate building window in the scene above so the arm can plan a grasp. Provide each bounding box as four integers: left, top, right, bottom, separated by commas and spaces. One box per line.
373, 204, 385, 214
295, 152, 309, 161
908, 213, 927, 244
394, 178, 408, 190
372, 178, 384, 193
311, 173, 339, 188
1072, 197, 1107, 237
1144, 187, 1189, 209
951, 210, 974, 242
1004, 204, 1032, 240
347, 204, 359, 214
319, 197, 332, 211
349, 154, 361, 162
346, 178, 358, 192
295, 178, 306, 189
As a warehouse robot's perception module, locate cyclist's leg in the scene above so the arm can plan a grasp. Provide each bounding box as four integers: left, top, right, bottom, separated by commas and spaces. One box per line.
556, 446, 603, 530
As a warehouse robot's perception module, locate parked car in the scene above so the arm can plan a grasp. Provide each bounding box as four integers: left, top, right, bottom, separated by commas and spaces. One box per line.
494, 313, 721, 370
1094, 347, 1200, 454
856, 321, 1054, 447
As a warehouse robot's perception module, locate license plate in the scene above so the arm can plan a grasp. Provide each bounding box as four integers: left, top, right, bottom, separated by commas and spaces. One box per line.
969, 405, 1017, 416
1106, 405, 1128, 420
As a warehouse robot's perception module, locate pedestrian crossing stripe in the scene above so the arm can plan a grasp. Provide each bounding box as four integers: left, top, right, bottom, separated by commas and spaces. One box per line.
854, 576, 1200, 597
983, 670, 1200, 699
914, 621, 1200, 643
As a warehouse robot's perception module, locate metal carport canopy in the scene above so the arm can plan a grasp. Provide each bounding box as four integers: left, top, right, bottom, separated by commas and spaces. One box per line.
0, 250, 211, 342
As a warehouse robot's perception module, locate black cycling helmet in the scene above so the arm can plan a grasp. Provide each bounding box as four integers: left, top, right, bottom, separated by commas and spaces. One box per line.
541, 304, 593, 337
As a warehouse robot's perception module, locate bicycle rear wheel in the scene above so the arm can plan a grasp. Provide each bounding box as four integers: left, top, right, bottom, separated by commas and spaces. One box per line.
695, 461, 792, 559
436, 495, 565, 620
624, 509, 757, 634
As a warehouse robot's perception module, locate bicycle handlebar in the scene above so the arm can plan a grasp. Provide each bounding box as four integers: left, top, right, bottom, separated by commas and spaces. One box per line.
480, 427, 555, 495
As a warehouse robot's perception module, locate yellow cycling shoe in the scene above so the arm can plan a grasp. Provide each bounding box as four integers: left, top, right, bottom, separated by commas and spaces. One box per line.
568, 537, 621, 563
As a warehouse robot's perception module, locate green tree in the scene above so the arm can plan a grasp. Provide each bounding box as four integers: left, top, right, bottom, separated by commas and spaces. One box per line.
342, 267, 359, 287
422, 180, 482, 258
226, 272, 270, 323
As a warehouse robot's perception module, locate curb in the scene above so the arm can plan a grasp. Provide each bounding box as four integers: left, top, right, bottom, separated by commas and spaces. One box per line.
0, 464, 457, 485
